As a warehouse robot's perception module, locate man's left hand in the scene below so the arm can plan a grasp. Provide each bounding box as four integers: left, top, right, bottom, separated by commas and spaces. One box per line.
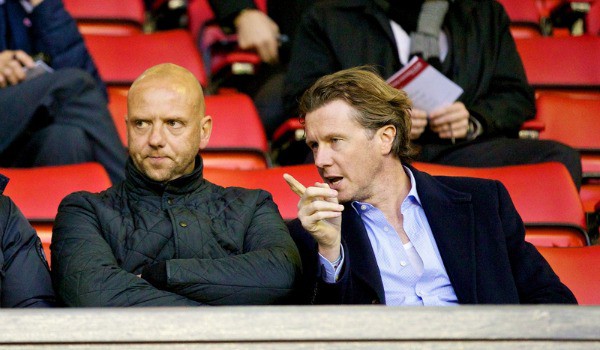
428, 102, 470, 140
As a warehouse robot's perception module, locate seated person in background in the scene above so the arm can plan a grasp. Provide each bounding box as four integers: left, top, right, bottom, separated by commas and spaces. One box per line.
0, 0, 127, 183
206, 0, 314, 136
1, 174, 55, 307
52, 63, 301, 307
283, 0, 582, 188
284, 67, 577, 305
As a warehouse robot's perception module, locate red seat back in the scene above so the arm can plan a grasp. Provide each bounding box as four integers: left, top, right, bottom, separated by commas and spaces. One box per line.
63, 0, 145, 35
515, 36, 600, 88
413, 162, 589, 247
84, 30, 208, 87
537, 246, 600, 305
203, 164, 320, 220
535, 91, 600, 177
536, 91, 600, 151
1, 163, 112, 221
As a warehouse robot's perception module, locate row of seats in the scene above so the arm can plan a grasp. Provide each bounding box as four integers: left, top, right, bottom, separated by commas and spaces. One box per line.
2, 161, 598, 303
9, 2, 600, 306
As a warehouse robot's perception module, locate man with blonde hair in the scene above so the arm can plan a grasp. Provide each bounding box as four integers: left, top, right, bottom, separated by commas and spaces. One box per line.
285, 66, 576, 305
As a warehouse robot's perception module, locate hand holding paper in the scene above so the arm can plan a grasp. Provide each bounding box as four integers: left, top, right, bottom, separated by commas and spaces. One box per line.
387, 56, 463, 115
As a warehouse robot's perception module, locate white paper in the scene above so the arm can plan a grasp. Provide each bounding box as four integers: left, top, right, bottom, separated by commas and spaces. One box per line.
386, 56, 463, 114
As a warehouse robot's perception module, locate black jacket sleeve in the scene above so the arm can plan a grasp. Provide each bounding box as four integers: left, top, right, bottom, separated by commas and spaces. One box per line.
207, 0, 257, 30
154, 191, 301, 305
0, 195, 56, 307
52, 193, 201, 307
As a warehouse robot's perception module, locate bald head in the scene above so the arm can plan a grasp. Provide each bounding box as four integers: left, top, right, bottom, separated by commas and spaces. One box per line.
126, 63, 212, 183
129, 63, 205, 116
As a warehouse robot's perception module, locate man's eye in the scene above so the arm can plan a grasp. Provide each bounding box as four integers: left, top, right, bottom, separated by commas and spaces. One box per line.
167, 120, 182, 128
134, 120, 148, 128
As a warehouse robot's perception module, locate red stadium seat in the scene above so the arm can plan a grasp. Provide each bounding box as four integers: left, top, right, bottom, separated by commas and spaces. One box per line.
1, 163, 112, 268
0, 163, 112, 221
537, 246, 600, 305
515, 36, 600, 88
534, 91, 600, 176
63, 0, 145, 35
413, 162, 589, 247
84, 30, 208, 87
524, 91, 600, 213
496, 0, 549, 37
588, 0, 600, 35
203, 93, 270, 169
203, 164, 320, 220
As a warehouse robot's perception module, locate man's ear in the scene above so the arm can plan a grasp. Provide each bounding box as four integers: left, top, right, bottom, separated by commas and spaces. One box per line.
198, 115, 212, 150
378, 125, 396, 155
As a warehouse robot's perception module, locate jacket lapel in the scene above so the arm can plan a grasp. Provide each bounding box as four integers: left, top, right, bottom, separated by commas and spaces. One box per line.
410, 166, 478, 304
342, 206, 386, 304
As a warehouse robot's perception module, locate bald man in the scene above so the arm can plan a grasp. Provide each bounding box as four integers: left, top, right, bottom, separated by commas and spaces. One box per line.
51, 64, 300, 307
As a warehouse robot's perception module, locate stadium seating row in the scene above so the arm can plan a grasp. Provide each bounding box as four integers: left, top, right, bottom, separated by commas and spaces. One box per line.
2, 161, 598, 304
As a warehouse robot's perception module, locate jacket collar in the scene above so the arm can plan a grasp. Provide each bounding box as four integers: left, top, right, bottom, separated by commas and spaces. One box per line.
343, 163, 478, 304
125, 155, 208, 196
409, 164, 478, 304
342, 205, 387, 304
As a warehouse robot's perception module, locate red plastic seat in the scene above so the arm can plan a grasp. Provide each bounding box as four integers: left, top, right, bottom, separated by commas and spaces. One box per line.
537, 245, 600, 305
63, 0, 145, 36
203, 164, 320, 220
497, 0, 547, 37
413, 161, 589, 247
84, 30, 208, 87
203, 93, 270, 169
515, 36, 600, 88
535, 91, 600, 175
0, 163, 112, 221
588, 0, 600, 35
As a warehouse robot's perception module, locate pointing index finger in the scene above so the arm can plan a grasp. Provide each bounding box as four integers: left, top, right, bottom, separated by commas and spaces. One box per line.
283, 173, 306, 197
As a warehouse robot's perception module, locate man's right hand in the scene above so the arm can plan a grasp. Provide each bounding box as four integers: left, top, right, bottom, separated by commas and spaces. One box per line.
410, 108, 428, 140
234, 9, 280, 64
0, 50, 35, 88
283, 173, 344, 262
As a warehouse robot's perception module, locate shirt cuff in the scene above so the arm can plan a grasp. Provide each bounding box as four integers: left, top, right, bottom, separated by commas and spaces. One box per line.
318, 247, 345, 284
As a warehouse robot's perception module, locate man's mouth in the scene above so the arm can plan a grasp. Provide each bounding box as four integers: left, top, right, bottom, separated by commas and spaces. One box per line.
324, 176, 343, 187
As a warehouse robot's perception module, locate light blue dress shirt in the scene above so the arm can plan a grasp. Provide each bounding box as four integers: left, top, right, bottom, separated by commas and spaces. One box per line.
319, 167, 458, 305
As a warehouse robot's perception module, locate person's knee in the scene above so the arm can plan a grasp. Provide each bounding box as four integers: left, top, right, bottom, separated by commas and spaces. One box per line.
29, 124, 94, 165
541, 140, 582, 188
52, 68, 97, 88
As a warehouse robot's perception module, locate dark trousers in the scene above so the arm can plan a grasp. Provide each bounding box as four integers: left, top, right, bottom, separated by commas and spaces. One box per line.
0, 68, 127, 183
417, 137, 583, 189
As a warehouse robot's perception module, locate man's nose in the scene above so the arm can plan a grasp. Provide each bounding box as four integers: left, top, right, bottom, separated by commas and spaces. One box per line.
148, 125, 166, 147
314, 147, 333, 168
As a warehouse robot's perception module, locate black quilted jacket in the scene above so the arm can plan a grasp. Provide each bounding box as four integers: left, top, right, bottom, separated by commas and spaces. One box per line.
51, 157, 301, 306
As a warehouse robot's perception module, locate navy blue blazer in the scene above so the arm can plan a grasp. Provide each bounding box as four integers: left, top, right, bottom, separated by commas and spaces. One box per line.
288, 165, 577, 305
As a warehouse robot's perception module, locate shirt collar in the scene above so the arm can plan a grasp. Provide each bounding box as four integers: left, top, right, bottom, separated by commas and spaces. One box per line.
351, 165, 422, 214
